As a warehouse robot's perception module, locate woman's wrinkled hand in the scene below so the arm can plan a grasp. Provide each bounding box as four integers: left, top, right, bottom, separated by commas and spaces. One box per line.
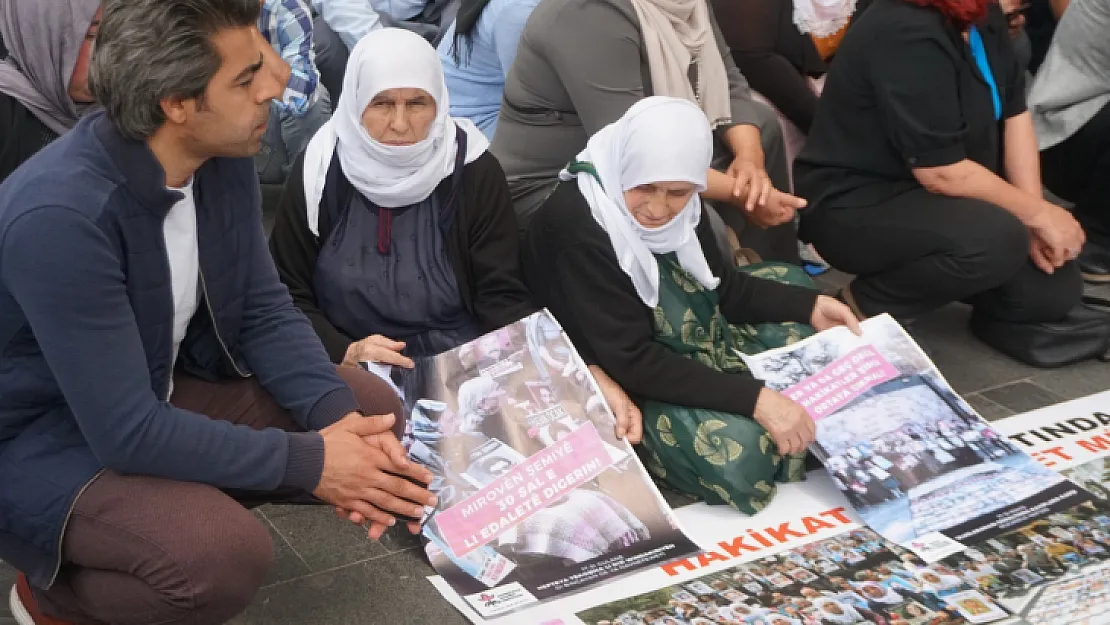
727, 158, 774, 211
342, 335, 415, 369
742, 188, 807, 228
753, 388, 815, 456
810, 295, 862, 334
1028, 203, 1085, 274
588, 365, 643, 444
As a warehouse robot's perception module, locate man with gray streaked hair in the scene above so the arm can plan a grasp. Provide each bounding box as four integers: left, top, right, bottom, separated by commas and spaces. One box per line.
0, 1, 436, 623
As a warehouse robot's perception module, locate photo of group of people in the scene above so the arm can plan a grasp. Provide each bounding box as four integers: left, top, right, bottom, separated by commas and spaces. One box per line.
742, 316, 1089, 550
934, 456, 1110, 623
392, 312, 697, 607
576, 528, 1008, 625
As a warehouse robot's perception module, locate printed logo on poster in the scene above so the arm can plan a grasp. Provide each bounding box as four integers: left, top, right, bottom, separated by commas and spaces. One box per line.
463, 582, 538, 617
904, 531, 965, 562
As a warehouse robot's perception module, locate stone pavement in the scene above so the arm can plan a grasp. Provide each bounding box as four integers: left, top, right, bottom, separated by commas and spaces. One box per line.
2, 279, 1108, 625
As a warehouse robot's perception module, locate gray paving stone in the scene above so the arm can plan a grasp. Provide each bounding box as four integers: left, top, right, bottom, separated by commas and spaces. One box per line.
378, 523, 424, 553
1032, 359, 1110, 400
965, 392, 1016, 422
264, 505, 390, 572
259, 515, 312, 587
908, 305, 1042, 394
229, 550, 468, 625
256, 502, 320, 520
981, 380, 1067, 414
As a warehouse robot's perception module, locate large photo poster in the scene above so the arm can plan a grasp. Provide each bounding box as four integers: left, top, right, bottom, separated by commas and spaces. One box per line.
935, 456, 1110, 625
741, 315, 1091, 561
575, 527, 1010, 625
424, 391, 1110, 625
391, 311, 700, 618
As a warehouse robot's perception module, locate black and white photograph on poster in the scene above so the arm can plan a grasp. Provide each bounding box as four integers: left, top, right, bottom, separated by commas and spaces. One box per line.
741, 315, 1092, 560
383, 311, 699, 618
575, 528, 1011, 625
936, 455, 1110, 624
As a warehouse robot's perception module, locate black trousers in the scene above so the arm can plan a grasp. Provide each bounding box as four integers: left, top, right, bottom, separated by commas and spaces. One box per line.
1042, 100, 1110, 249
799, 188, 1083, 321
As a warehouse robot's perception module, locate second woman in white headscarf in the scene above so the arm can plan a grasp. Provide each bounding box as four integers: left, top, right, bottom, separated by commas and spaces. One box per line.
522, 96, 860, 515
813, 597, 866, 625
270, 28, 535, 368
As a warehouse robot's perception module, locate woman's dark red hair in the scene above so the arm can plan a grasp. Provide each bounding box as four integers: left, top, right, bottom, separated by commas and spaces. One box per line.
903, 0, 993, 30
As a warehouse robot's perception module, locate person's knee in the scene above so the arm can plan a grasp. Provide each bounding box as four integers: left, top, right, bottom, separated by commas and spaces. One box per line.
336, 365, 406, 436
185, 510, 274, 621
751, 101, 785, 157
749, 100, 791, 191
1017, 262, 1084, 321
949, 205, 1029, 284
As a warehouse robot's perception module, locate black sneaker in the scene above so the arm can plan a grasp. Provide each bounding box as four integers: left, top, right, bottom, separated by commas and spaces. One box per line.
1078, 244, 1110, 284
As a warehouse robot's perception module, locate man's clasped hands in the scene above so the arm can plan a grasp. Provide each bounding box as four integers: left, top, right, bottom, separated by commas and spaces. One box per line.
314, 412, 434, 540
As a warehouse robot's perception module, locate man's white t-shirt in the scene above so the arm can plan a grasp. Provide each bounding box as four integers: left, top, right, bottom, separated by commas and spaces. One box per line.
165, 181, 201, 381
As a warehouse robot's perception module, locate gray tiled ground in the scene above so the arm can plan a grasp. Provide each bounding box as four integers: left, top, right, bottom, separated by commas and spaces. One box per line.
2, 282, 1108, 624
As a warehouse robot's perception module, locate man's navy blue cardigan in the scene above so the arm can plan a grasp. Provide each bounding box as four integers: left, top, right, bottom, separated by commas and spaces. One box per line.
0, 113, 360, 588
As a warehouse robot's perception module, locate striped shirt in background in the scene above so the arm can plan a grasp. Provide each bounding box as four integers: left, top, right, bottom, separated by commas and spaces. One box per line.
260, 0, 321, 117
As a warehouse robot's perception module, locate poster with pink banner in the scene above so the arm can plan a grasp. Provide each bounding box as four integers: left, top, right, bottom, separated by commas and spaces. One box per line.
388, 311, 699, 619
741, 315, 1090, 563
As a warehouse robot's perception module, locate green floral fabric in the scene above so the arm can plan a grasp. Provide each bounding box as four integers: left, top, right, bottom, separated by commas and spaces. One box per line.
640, 255, 816, 514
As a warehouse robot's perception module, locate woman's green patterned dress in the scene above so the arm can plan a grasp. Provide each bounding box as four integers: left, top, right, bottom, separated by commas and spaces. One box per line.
639, 254, 816, 514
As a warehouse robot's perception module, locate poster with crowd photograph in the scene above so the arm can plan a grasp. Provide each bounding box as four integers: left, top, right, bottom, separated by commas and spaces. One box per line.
576, 527, 1011, 625
740, 315, 1091, 562
425, 390, 1110, 624
385, 311, 700, 618
936, 455, 1110, 625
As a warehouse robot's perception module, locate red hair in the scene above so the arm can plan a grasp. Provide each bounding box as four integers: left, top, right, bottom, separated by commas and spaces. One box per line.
903, 0, 993, 30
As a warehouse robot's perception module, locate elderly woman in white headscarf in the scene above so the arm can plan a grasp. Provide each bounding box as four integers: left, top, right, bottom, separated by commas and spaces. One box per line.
813, 597, 868, 625
270, 28, 535, 370
914, 569, 966, 598
523, 96, 860, 514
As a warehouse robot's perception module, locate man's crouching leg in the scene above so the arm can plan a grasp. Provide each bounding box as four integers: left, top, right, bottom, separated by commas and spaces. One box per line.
335, 364, 406, 439
33, 472, 274, 625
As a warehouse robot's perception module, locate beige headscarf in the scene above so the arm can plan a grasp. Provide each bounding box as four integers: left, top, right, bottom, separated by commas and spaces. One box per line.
629, 0, 732, 128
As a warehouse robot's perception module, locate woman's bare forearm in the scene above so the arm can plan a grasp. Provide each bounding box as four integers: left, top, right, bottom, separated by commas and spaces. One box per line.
704, 168, 745, 203
1004, 112, 1044, 198
913, 159, 1048, 227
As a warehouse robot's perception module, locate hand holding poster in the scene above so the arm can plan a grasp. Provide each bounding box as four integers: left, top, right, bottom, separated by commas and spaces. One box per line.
741, 315, 1092, 562
391, 311, 700, 618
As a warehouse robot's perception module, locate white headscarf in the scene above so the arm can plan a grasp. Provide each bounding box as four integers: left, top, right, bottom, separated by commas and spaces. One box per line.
558, 97, 719, 308
792, 0, 857, 37
813, 598, 865, 625
456, 376, 500, 426
302, 28, 489, 233
915, 570, 964, 594
857, 582, 904, 606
